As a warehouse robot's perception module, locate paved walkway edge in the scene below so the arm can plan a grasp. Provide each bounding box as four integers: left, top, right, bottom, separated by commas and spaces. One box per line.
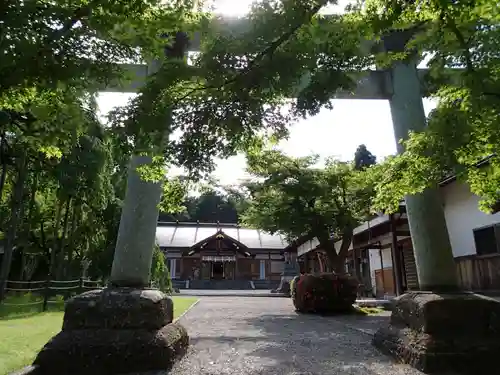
173, 298, 200, 323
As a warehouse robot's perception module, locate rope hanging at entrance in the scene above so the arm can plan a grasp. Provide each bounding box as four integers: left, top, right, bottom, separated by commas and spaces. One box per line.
202, 255, 235, 262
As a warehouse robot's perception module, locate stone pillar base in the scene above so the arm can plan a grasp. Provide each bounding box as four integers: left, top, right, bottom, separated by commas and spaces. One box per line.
372, 291, 500, 374
28, 288, 189, 375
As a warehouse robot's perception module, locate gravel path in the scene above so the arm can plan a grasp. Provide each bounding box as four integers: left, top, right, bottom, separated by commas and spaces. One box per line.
171, 297, 424, 375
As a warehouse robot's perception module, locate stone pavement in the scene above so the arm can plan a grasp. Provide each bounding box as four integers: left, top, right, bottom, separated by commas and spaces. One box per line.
168, 296, 424, 375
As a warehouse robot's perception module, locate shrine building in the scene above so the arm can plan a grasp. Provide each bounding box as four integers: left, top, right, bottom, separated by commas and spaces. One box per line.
155, 222, 291, 282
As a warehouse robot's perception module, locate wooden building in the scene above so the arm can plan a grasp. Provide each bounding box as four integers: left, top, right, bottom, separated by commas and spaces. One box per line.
341, 208, 417, 298
155, 222, 289, 281
359, 177, 500, 296
361, 185, 499, 296
296, 206, 414, 297
157, 162, 499, 293
296, 177, 500, 297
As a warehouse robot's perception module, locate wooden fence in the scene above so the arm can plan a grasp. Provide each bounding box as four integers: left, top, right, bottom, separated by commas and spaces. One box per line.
1, 278, 104, 311
372, 254, 500, 296
456, 254, 500, 292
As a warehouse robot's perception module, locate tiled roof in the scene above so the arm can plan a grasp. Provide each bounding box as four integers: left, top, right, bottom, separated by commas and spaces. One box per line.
156, 222, 288, 250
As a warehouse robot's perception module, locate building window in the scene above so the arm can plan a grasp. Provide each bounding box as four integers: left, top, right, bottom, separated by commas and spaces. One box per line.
473, 224, 500, 255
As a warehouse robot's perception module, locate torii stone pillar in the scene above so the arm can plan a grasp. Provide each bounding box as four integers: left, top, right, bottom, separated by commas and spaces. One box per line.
372, 29, 500, 375
384, 29, 458, 291
26, 33, 190, 375
109, 154, 163, 287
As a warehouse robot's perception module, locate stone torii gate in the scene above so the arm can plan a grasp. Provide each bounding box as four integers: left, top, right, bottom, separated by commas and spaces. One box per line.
104, 24, 500, 373
106, 25, 457, 295
30, 19, 500, 375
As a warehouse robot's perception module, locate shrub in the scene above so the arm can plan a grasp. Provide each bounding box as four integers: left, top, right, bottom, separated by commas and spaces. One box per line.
292, 273, 358, 314
290, 276, 300, 299
151, 244, 173, 294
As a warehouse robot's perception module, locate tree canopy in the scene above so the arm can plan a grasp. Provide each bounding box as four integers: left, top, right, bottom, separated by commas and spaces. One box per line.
354, 144, 377, 170
158, 189, 242, 223
1, 0, 498, 290
188, 0, 499, 214
358, 0, 500, 213
240, 147, 374, 272
0, 0, 203, 291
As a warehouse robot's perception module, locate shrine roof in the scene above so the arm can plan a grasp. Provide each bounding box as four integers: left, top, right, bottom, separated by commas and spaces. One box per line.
156, 222, 288, 250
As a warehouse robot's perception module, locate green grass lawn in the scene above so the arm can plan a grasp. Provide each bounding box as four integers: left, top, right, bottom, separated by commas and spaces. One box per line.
355, 306, 386, 315
0, 296, 198, 375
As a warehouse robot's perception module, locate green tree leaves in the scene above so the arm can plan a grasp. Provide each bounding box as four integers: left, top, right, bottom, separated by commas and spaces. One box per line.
356, 0, 500, 213
240, 147, 374, 271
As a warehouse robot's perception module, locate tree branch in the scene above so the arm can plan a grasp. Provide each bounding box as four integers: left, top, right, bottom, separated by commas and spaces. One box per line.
337, 225, 353, 260
440, 10, 474, 75
436, 8, 500, 100
172, 0, 328, 105
45, 6, 92, 45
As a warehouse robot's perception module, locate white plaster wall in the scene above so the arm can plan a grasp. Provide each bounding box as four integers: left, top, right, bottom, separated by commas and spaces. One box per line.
369, 248, 394, 271
334, 226, 410, 253
334, 239, 353, 253
298, 237, 321, 256
441, 182, 500, 257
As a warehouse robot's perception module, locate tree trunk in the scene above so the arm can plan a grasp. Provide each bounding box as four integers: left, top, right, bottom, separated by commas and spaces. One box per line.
19, 249, 25, 280
24, 254, 38, 281
56, 197, 72, 280
0, 151, 28, 300
65, 203, 80, 279
323, 247, 345, 274
322, 226, 354, 275
0, 133, 7, 202
40, 221, 49, 258
49, 199, 63, 277
19, 171, 39, 280
329, 254, 347, 274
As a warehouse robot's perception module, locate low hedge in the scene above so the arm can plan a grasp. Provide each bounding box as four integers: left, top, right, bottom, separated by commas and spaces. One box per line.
292, 273, 358, 314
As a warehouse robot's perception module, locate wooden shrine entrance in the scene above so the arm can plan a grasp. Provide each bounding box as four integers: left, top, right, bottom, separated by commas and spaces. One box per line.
184, 230, 252, 280
200, 255, 237, 280
212, 261, 224, 279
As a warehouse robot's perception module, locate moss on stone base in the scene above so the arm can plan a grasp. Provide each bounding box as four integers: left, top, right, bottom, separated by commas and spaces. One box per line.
373, 292, 500, 374
33, 322, 189, 375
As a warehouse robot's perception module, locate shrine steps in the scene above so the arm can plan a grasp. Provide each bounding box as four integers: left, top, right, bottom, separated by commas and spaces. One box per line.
171, 279, 280, 290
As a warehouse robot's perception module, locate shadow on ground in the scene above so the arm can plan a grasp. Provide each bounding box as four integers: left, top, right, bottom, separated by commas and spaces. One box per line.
241, 313, 399, 375
178, 298, 420, 375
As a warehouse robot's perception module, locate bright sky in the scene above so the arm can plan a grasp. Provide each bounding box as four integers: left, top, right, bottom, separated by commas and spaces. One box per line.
97, 0, 437, 186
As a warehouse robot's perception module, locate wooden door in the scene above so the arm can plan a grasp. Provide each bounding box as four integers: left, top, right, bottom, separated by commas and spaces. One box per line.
375, 268, 395, 297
